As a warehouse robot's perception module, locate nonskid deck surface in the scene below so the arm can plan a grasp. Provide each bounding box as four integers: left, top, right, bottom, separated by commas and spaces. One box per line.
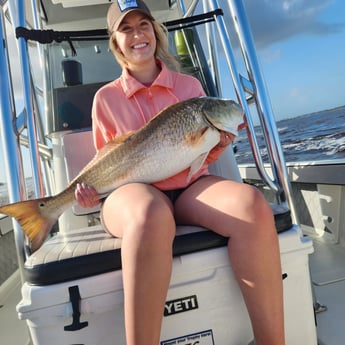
0, 272, 31, 345
310, 239, 345, 286
309, 236, 345, 345
315, 279, 345, 345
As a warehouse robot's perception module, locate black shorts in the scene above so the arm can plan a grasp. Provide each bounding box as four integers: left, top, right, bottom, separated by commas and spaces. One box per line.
162, 188, 185, 204
162, 175, 208, 204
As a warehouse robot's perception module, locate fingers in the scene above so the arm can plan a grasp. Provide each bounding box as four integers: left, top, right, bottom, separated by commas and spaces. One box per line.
75, 183, 100, 208
238, 122, 247, 131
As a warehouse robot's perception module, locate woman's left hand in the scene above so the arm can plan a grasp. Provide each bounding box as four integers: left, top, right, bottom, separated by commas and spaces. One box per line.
218, 131, 235, 147
75, 183, 101, 208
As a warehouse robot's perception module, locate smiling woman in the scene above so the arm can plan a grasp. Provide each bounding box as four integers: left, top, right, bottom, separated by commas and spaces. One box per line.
113, 12, 160, 80
70, 2, 286, 345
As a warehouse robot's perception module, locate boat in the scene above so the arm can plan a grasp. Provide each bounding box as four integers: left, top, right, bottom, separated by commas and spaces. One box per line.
0, 0, 344, 344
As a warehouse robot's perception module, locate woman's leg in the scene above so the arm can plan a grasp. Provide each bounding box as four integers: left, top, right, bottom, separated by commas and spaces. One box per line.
174, 176, 285, 345
102, 183, 176, 345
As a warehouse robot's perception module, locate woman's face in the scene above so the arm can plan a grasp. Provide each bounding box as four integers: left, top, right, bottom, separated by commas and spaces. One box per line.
115, 11, 156, 67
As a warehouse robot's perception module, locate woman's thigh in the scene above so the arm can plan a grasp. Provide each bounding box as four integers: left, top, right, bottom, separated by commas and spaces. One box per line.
174, 175, 273, 237
101, 183, 175, 238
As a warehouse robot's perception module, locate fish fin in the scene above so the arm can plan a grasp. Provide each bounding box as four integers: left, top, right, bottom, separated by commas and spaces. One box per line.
187, 152, 209, 183
101, 132, 133, 151
93, 133, 132, 162
184, 128, 209, 147
0, 197, 57, 252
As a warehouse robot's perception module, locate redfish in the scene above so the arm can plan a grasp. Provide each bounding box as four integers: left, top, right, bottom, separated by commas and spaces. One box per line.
0, 97, 243, 251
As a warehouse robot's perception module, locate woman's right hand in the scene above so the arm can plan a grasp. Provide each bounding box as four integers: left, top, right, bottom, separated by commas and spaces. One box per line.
75, 183, 101, 208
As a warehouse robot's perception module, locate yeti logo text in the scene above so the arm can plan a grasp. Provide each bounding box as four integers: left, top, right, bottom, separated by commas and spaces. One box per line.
164, 295, 198, 316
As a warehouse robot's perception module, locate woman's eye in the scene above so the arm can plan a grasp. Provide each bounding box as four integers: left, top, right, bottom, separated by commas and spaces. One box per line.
118, 20, 151, 33
119, 25, 132, 33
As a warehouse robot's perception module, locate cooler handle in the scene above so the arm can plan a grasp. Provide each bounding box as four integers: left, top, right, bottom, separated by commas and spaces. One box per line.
64, 285, 89, 332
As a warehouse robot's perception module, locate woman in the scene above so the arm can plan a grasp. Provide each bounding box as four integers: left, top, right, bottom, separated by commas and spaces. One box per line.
75, 1, 285, 345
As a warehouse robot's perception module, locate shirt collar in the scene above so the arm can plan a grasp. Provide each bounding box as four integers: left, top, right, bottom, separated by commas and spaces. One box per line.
120, 60, 174, 98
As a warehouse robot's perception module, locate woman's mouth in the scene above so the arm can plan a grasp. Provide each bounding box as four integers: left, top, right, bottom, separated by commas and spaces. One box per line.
132, 43, 148, 49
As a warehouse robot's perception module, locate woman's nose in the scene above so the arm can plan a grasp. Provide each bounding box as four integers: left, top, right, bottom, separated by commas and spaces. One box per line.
133, 29, 143, 37
132, 25, 144, 37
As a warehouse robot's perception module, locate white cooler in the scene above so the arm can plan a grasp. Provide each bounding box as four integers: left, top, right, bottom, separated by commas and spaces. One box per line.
17, 224, 317, 345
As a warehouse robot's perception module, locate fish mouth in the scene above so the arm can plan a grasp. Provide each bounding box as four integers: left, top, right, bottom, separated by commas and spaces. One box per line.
201, 97, 244, 134
205, 119, 238, 135
202, 114, 220, 131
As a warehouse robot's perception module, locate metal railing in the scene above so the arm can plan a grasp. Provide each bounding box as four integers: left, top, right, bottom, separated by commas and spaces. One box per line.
207, 0, 298, 222
0, 7, 26, 279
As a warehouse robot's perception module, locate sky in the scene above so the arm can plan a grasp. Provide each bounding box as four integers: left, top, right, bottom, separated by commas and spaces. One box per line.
1, 0, 345, 183
221, 0, 345, 120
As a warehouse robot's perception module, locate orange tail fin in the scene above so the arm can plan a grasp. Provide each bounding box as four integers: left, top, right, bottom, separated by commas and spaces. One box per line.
0, 197, 57, 252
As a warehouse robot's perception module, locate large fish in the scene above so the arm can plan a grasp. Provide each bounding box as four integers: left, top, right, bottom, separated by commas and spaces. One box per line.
0, 97, 243, 252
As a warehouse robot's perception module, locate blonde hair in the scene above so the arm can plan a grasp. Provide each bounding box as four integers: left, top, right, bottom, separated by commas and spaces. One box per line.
109, 19, 180, 71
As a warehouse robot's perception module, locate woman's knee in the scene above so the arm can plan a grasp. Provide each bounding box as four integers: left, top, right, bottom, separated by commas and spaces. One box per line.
102, 184, 176, 241
219, 183, 276, 240
130, 195, 176, 240
238, 185, 278, 244
242, 184, 274, 223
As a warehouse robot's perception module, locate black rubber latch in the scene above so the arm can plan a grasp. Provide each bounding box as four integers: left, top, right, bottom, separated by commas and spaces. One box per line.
64, 285, 88, 332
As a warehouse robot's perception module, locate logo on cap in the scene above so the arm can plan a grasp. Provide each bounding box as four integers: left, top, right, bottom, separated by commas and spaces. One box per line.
118, 0, 139, 12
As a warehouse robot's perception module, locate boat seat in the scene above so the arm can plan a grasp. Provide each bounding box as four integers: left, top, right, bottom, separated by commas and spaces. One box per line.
24, 205, 291, 286
23, 130, 292, 286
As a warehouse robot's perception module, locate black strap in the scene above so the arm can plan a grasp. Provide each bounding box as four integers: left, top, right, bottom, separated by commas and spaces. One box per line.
15, 9, 224, 50
15, 27, 109, 56
164, 9, 223, 31
15, 27, 109, 42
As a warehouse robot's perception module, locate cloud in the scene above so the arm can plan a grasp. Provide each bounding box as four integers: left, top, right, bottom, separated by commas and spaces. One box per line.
260, 47, 281, 63
220, 0, 345, 48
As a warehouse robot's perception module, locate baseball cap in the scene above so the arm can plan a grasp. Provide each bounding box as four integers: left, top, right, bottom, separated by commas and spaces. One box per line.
107, 0, 154, 34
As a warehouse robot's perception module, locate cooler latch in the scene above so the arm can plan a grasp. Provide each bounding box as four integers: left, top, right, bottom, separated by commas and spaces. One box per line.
64, 285, 89, 332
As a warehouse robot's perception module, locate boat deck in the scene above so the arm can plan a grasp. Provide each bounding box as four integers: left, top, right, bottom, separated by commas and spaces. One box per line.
310, 236, 345, 345
0, 271, 31, 345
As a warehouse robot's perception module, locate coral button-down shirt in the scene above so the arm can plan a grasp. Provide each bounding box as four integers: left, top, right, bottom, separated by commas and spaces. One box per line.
91, 61, 224, 190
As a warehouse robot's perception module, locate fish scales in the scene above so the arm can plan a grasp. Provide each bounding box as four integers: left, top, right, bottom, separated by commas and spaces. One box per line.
67, 100, 215, 193
0, 97, 243, 251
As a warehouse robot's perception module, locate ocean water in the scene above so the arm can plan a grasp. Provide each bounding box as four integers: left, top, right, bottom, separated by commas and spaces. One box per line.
234, 106, 345, 164
0, 106, 344, 206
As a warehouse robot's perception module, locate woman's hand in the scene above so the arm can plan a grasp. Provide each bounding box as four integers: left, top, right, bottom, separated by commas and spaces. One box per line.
218, 131, 235, 148
75, 183, 101, 208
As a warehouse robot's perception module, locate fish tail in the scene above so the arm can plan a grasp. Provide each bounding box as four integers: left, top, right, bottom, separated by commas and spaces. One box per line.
0, 197, 57, 252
